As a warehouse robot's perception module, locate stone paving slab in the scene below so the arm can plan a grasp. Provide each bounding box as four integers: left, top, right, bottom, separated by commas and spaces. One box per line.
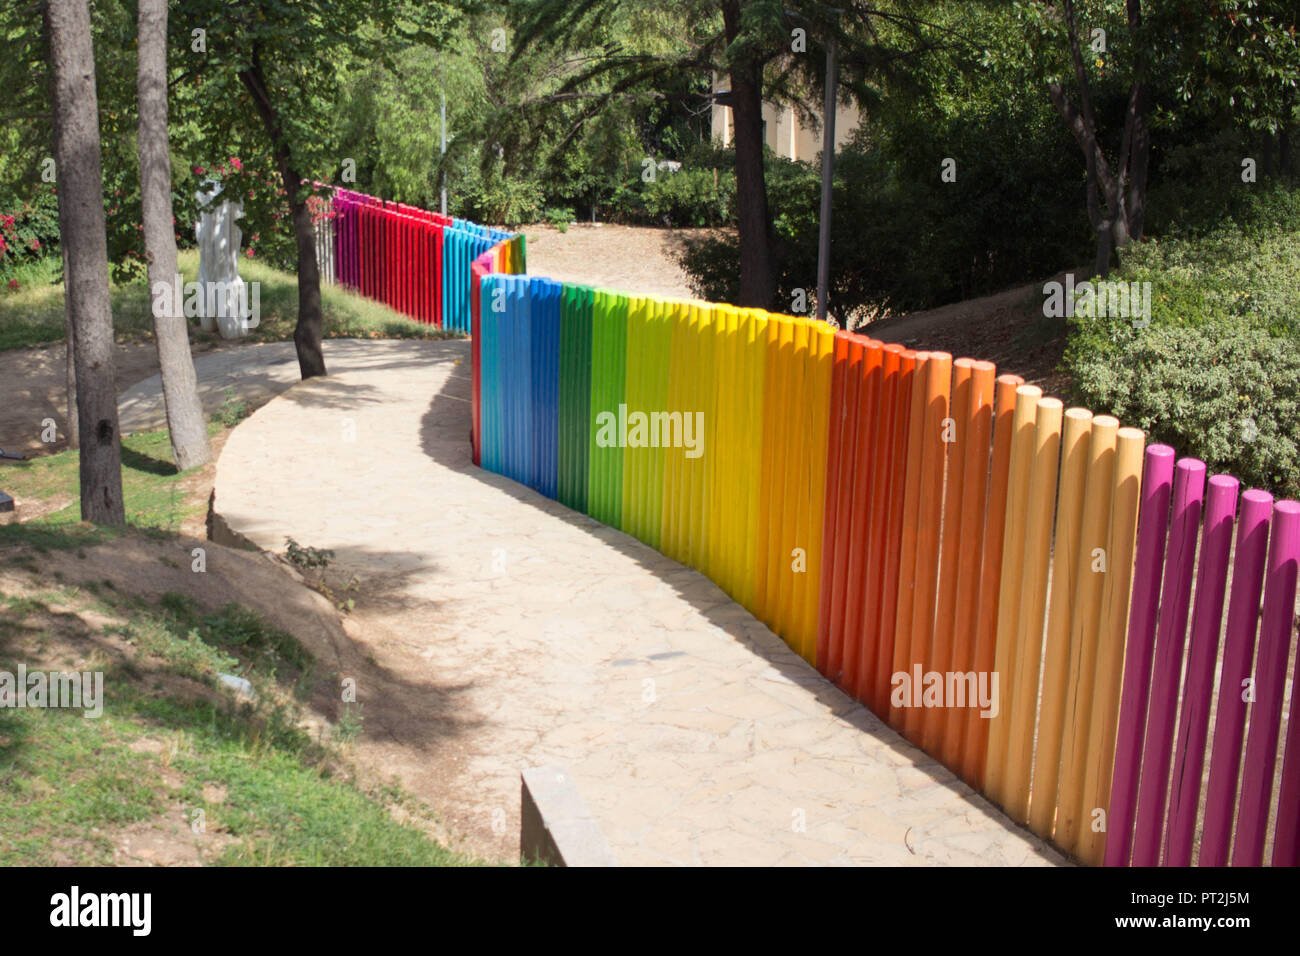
213, 338, 1066, 867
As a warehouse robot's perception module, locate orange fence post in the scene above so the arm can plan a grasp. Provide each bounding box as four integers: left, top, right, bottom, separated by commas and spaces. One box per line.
855, 343, 907, 705
958, 373, 1023, 787
982, 384, 1042, 804
923, 358, 973, 754
1029, 407, 1094, 838
1002, 397, 1064, 822
933, 360, 996, 767
1053, 415, 1120, 849
872, 349, 919, 717
888, 351, 933, 732
902, 352, 952, 745
841, 339, 883, 691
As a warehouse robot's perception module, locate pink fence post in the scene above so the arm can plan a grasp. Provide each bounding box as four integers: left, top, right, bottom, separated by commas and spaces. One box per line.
1200, 489, 1273, 866
1233, 499, 1300, 866
1104, 444, 1176, 866
1132, 457, 1206, 866
1164, 474, 1239, 866
1274, 634, 1300, 866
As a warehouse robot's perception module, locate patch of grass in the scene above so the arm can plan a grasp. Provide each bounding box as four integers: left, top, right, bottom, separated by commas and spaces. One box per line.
213, 386, 251, 427
0, 709, 166, 865
0, 249, 464, 353
0, 423, 219, 533
0, 584, 473, 866
0, 521, 115, 555
284, 537, 333, 570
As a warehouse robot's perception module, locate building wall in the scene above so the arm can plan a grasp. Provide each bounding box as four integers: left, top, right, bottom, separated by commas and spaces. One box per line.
711, 98, 860, 163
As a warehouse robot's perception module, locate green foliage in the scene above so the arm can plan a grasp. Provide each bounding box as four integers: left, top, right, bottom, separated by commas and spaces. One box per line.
1114, 186, 1300, 338
0, 185, 60, 280
1069, 317, 1300, 497
284, 538, 335, 571
456, 162, 546, 226
1068, 185, 1300, 496
214, 387, 252, 428
641, 167, 735, 227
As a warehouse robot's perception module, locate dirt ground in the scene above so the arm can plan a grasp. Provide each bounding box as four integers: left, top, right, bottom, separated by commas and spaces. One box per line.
519, 223, 701, 300
862, 272, 1078, 396
1, 469, 494, 862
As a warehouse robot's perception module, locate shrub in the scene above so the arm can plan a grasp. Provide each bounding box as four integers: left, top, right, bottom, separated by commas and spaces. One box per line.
454, 169, 544, 227
1114, 183, 1300, 338
0, 185, 60, 280
641, 167, 735, 227
1068, 316, 1300, 497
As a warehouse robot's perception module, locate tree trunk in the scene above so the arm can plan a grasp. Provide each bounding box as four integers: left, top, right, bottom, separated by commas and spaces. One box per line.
46, 0, 124, 524
137, 0, 210, 470
64, 311, 77, 448
722, 1, 776, 309
1124, 0, 1149, 242
239, 51, 326, 379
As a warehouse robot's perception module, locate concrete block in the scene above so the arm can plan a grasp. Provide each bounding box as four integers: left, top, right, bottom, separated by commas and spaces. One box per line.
521, 765, 618, 867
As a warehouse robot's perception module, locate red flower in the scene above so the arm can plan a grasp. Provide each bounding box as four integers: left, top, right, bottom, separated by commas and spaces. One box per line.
230, 157, 243, 171
245, 248, 254, 257
7, 279, 18, 291
194, 165, 205, 175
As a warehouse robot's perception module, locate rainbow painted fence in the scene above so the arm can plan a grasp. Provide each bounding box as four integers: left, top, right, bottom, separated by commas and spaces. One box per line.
319, 188, 1298, 868
325, 187, 524, 332
470, 277, 1300, 868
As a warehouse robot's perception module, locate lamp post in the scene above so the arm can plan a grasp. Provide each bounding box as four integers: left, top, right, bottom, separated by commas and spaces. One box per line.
440, 85, 448, 216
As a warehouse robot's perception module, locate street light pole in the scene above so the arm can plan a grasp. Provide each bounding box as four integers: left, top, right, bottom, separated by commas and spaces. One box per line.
816, 26, 838, 323
440, 85, 448, 216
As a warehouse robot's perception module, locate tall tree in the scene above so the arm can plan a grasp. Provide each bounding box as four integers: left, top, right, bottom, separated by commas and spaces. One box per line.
1030, 0, 1299, 275
512, 0, 940, 309
45, 0, 124, 524
176, 0, 459, 380
1038, 0, 1150, 277
137, 0, 210, 470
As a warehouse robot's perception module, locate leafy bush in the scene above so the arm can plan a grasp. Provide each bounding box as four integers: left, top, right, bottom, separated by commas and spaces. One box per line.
640, 167, 735, 227
1068, 317, 1300, 497
1114, 183, 1300, 337
454, 164, 545, 227
542, 206, 574, 231
0, 185, 60, 281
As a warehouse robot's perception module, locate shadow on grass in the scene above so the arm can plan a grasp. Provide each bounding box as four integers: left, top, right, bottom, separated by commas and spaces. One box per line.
120, 443, 178, 478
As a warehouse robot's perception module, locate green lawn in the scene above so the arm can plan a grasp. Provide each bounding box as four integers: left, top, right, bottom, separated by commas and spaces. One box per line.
0, 249, 463, 351
0, 422, 219, 534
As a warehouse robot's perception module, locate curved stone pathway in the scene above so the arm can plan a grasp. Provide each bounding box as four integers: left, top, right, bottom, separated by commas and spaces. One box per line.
213, 338, 1065, 866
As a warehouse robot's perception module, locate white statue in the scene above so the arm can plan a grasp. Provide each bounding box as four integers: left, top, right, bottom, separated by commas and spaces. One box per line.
194, 180, 251, 339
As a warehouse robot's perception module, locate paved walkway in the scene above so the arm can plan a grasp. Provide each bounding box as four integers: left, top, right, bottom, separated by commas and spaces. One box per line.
213, 338, 1065, 866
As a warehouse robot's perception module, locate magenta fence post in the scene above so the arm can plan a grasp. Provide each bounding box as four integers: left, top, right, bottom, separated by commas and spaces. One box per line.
1273, 647, 1300, 866
1200, 489, 1273, 866
1132, 457, 1206, 866
1233, 499, 1300, 866
1164, 474, 1239, 866
1104, 444, 1175, 866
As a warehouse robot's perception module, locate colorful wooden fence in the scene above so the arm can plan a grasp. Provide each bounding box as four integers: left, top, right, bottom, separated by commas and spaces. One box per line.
325, 187, 523, 333
311, 183, 1296, 867
470, 272, 1300, 868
